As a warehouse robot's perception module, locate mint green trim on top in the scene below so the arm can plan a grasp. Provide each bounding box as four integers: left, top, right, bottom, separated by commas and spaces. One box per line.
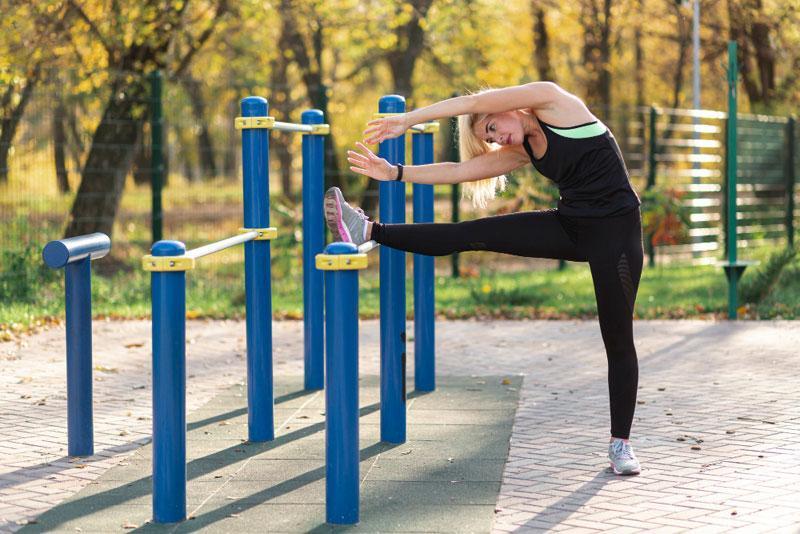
545, 121, 607, 139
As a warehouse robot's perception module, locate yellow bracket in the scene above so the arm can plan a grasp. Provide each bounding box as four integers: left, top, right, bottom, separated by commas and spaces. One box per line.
235, 116, 276, 129
142, 255, 195, 272
309, 124, 330, 135
412, 122, 440, 134
240, 227, 278, 240
315, 253, 368, 271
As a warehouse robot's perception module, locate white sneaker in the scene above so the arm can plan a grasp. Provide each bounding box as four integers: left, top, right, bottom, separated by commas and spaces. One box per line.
608, 438, 641, 475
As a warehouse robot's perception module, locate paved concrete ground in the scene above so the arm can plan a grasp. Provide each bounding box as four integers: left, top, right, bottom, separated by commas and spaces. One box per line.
2, 319, 800, 532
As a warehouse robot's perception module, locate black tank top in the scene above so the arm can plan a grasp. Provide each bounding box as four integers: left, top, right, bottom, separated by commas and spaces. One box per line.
522, 119, 640, 217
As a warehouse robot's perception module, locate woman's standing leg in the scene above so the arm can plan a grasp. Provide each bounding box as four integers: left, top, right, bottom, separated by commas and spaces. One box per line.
581, 209, 644, 473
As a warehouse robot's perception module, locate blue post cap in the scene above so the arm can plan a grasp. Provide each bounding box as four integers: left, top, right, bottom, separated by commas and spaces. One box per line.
151, 240, 186, 257
241, 96, 268, 117
43, 233, 111, 269
301, 109, 324, 124
324, 242, 358, 255
379, 95, 406, 114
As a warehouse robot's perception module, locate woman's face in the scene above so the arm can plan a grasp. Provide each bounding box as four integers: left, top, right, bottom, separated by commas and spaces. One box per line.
474, 111, 527, 146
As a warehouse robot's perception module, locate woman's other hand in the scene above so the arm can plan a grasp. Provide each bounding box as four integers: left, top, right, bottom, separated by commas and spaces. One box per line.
347, 142, 398, 181
363, 114, 408, 144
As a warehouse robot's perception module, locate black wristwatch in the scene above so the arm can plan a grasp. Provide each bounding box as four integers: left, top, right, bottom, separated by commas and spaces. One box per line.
394, 163, 404, 182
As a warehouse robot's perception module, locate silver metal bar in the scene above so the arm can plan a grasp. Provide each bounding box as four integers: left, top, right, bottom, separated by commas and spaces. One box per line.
186, 231, 259, 259
272, 121, 314, 133
357, 240, 379, 254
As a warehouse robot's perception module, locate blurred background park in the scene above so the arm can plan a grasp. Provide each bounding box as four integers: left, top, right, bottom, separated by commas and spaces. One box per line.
1, 0, 799, 337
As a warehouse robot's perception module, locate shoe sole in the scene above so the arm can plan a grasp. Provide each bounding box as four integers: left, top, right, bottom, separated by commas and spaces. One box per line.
324, 188, 352, 243
610, 462, 640, 476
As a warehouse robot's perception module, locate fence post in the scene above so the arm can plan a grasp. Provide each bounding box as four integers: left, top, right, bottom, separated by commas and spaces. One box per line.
317, 242, 363, 525
412, 126, 436, 392
302, 109, 326, 391
149, 71, 164, 244
150, 240, 188, 523
240, 97, 274, 441
646, 105, 658, 267
724, 41, 741, 320
786, 117, 796, 248
378, 95, 407, 444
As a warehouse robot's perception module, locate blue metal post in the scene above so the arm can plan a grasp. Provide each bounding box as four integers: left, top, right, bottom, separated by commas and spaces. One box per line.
322, 243, 360, 525
412, 131, 435, 392
43, 232, 110, 457
64, 258, 93, 456
302, 109, 325, 391
241, 96, 274, 441
378, 95, 406, 443
151, 240, 187, 524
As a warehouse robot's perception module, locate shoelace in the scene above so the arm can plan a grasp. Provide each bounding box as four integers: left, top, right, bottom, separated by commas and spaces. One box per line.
612, 440, 635, 461
354, 206, 369, 220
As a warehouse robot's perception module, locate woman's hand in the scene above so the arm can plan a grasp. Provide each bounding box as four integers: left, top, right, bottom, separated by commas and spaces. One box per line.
363, 114, 408, 144
347, 142, 398, 181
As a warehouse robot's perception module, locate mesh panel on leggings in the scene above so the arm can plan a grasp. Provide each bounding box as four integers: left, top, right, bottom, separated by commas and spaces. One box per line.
617, 252, 635, 315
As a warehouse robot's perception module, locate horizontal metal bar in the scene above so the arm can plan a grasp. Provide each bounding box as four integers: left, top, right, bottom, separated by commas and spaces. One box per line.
185, 231, 258, 260
273, 121, 314, 133
357, 240, 380, 254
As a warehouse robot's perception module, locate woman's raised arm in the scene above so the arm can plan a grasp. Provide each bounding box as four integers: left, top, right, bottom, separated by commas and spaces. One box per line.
364, 82, 576, 144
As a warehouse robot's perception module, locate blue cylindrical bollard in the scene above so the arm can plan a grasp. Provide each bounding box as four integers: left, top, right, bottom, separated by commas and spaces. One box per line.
412, 131, 436, 392
64, 258, 94, 456
378, 95, 407, 443
43, 232, 110, 457
241, 96, 274, 442
302, 109, 326, 391
322, 242, 360, 525
151, 240, 187, 524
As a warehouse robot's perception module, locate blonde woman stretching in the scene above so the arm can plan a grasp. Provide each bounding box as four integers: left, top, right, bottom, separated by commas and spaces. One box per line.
324, 82, 643, 475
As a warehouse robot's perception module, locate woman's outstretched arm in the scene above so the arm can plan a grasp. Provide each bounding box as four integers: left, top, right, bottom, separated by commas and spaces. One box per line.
347, 142, 529, 185
364, 82, 585, 144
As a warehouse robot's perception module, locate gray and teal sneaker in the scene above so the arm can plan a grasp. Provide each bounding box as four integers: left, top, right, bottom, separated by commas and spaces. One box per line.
324, 187, 370, 246
609, 438, 641, 475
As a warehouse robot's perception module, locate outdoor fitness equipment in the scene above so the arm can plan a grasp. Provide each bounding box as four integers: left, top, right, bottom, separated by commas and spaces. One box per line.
318, 94, 438, 524
142, 96, 328, 523
42, 232, 111, 457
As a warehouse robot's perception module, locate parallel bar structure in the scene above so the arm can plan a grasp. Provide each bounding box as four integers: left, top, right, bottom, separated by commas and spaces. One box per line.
149, 240, 187, 523
411, 126, 436, 392
316, 241, 374, 525
42, 233, 111, 458
377, 95, 407, 444
144, 230, 266, 523
240, 96, 274, 442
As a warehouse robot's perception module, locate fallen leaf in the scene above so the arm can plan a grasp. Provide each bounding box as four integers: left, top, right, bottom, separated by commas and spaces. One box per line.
501, 378, 511, 385
400, 449, 413, 455
94, 365, 119, 373
124, 342, 144, 349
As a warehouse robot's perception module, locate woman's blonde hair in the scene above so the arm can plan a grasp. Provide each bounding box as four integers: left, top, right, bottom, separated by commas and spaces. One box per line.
457, 110, 507, 208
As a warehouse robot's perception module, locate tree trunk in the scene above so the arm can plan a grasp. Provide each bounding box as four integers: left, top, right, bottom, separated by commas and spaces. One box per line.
53, 100, 70, 193
65, 76, 147, 238
181, 76, 218, 179
532, 5, 555, 81
0, 66, 40, 184
634, 0, 645, 107
360, 0, 435, 215
580, 0, 613, 118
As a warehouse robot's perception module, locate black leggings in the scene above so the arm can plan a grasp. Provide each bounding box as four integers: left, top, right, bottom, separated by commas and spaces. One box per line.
372, 208, 643, 439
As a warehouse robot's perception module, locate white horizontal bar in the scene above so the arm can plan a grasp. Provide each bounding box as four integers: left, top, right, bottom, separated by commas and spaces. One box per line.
272, 121, 314, 133
186, 231, 258, 259
358, 240, 380, 254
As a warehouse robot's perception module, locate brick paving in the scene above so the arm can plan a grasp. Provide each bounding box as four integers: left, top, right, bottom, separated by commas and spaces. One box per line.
2, 319, 800, 532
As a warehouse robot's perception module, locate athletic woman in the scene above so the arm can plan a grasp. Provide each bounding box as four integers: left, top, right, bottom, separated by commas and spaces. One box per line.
324, 82, 643, 475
